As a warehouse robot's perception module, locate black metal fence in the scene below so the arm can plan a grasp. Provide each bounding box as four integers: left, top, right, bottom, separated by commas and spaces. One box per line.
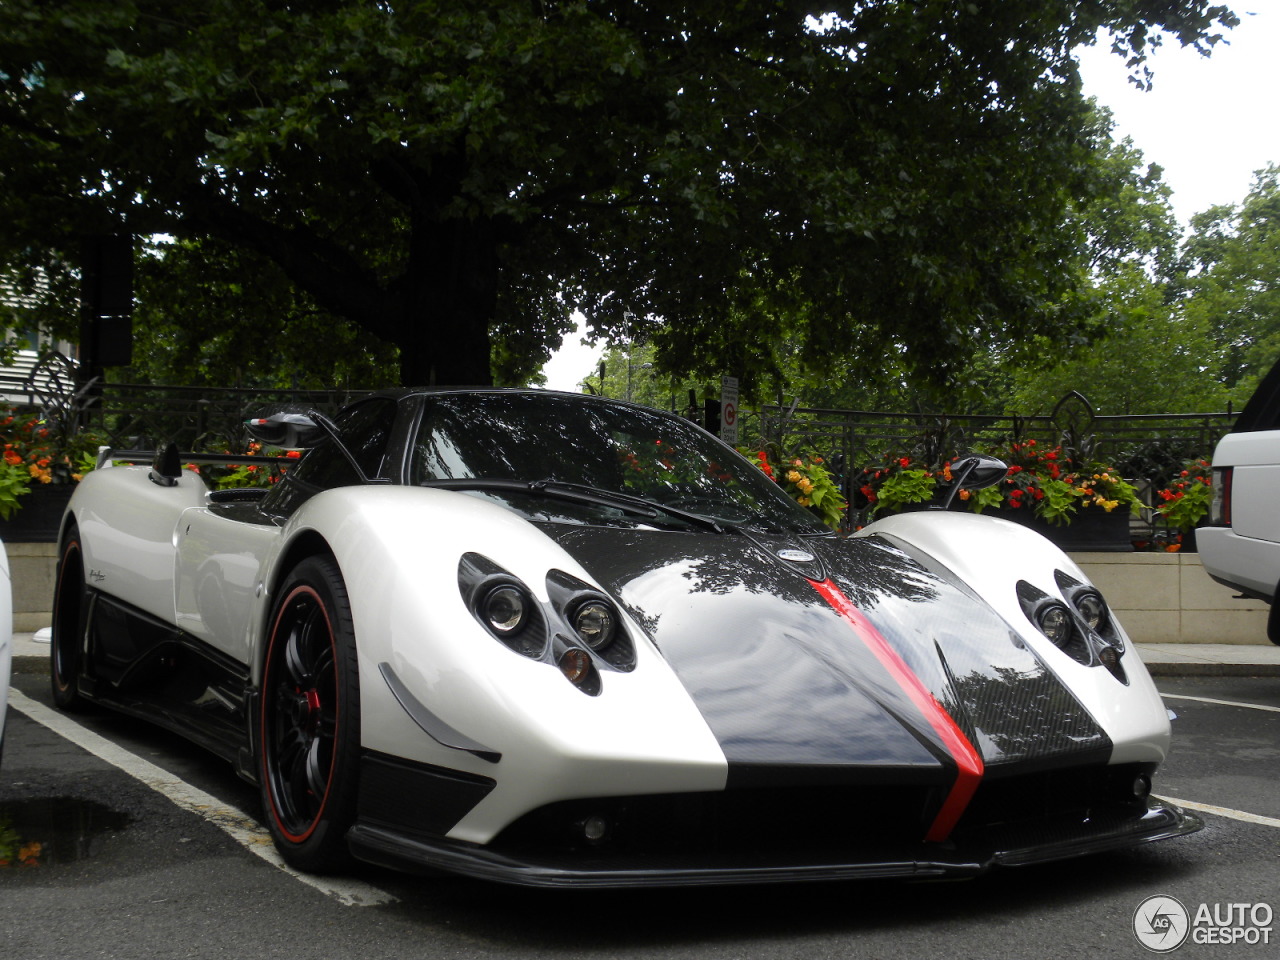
0, 361, 1238, 544
741, 390, 1236, 540
746, 391, 1235, 481
0, 356, 366, 453
74, 382, 366, 452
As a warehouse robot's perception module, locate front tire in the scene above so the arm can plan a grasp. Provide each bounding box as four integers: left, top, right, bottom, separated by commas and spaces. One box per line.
51, 529, 90, 711
259, 556, 361, 873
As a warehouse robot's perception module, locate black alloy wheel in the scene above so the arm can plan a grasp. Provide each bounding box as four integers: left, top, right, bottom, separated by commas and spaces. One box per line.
259, 555, 361, 872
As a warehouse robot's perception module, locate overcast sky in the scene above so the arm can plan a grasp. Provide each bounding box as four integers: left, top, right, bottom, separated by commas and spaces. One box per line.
541, 10, 1280, 390
1076, 5, 1279, 226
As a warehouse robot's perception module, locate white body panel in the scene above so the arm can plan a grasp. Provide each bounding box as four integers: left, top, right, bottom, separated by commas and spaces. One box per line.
857, 510, 1172, 766
296, 487, 728, 843
174, 506, 281, 663
73, 465, 209, 623
73, 475, 728, 843
1199, 430, 1280, 601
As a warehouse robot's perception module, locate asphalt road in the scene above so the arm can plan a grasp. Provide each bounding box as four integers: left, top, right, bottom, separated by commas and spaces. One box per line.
2, 667, 1277, 960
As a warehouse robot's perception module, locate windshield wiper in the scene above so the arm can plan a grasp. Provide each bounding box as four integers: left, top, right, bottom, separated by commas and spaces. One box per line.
420, 477, 730, 534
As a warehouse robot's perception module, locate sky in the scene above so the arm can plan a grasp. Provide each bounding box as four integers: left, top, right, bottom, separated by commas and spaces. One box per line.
1075, 5, 1280, 226
540, 8, 1280, 391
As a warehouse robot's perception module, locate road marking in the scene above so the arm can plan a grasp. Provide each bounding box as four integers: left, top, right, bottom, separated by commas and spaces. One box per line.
7, 689, 397, 906
1162, 795, 1280, 830
1161, 693, 1280, 714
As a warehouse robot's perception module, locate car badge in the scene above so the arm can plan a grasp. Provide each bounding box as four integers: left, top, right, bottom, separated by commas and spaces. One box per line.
776, 548, 816, 563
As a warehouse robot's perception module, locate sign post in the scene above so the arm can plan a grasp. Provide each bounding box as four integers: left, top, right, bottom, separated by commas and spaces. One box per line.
720, 376, 739, 444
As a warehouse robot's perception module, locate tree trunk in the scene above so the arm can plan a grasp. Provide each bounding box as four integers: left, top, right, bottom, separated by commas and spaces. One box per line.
397, 215, 499, 387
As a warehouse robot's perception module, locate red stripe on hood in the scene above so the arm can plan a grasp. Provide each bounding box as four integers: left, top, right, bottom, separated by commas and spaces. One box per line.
811, 578, 983, 842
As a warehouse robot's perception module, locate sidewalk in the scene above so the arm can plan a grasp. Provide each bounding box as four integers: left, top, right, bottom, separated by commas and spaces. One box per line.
7, 631, 1280, 678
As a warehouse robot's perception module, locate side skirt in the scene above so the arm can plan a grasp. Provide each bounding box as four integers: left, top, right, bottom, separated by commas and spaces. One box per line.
78, 591, 256, 780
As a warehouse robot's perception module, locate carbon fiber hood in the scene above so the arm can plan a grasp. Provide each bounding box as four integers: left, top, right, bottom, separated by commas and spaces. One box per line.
540, 524, 1111, 787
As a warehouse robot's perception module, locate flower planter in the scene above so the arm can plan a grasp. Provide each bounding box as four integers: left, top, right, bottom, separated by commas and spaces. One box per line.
0, 484, 75, 543
992, 504, 1133, 552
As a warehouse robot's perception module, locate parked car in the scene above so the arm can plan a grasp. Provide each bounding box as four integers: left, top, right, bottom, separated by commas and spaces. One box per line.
1199, 359, 1280, 645
0, 540, 11, 767
50, 389, 1198, 886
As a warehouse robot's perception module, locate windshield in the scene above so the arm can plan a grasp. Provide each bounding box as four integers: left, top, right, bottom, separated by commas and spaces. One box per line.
409, 392, 827, 535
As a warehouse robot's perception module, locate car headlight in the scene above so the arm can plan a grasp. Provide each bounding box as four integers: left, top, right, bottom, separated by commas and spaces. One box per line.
546, 570, 636, 671
459, 554, 547, 657
572, 600, 616, 651
483, 584, 530, 636
1036, 603, 1074, 648
1073, 591, 1107, 632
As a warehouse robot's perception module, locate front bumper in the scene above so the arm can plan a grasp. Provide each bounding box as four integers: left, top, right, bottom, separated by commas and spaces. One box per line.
345, 797, 1202, 889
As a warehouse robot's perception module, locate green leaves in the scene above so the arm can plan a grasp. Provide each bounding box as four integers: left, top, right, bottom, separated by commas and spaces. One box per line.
0, 1, 1247, 392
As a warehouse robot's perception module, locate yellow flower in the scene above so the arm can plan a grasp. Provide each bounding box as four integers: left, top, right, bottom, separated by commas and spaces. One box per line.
798, 496, 812, 506
787, 470, 802, 484
797, 478, 814, 495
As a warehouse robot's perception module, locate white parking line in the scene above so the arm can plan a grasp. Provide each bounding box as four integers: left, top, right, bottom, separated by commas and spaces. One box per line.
6, 688, 397, 906
1161, 693, 1280, 714
1157, 693, 1280, 829
1162, 796, 1280, 830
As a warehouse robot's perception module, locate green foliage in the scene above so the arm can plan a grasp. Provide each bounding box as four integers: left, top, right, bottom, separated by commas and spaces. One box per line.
0, 460, 31, 521
1003, 133, 1231, 416
1179, 164, 1280, 399
126, 238, 399, 390
1035, 478, 1086, 525
872, 469, 937, 518
776, 456, 847, 531
1155, 457, 1214, 529
0, 406, 102, 517
0, 1, 1241, 392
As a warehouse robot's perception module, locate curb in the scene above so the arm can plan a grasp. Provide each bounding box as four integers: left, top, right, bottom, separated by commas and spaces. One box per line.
1143, 661, 1280, 678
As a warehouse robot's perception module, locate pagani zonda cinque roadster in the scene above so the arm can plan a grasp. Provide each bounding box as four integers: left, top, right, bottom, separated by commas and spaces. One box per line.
52, 389, 1199, 886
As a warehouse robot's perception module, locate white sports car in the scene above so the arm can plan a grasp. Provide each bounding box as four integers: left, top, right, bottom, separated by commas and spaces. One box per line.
51, 389, 1199, 886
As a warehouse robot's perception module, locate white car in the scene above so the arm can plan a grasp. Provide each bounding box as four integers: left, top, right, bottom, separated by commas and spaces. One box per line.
50, 389, 1199, 886
0, 540, 11, 766
1198, 366, 1280, 645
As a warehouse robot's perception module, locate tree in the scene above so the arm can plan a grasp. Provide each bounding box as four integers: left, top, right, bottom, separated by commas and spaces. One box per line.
1003, 131, 1231, 416
0, 1, 1239, 391
1179, 164, 1280, 400
128, 237, 401, 390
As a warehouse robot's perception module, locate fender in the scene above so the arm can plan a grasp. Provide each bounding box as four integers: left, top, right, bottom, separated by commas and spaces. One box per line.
857, 510, 1171, 765
281, 485, 728, 844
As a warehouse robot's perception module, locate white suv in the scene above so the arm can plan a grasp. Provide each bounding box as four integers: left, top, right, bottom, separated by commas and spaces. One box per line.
1198, 369, 1280, 645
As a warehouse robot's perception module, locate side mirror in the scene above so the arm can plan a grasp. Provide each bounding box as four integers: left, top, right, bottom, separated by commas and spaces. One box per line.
938, 454, 1008, 510
244, 409, 327, 449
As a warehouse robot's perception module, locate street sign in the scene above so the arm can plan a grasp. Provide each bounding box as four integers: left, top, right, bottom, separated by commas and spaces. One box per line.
720, 376, 739, 444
